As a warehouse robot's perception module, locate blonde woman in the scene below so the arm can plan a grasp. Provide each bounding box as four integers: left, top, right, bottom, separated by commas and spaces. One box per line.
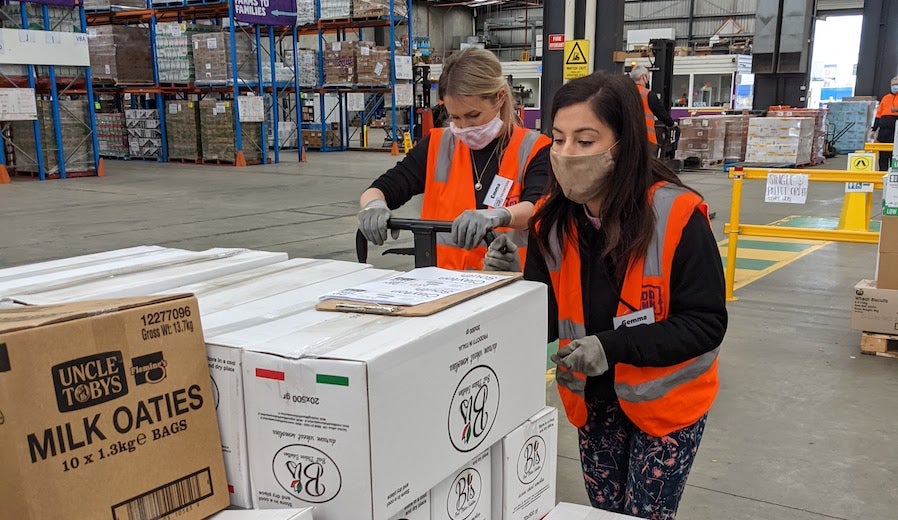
358, 48, 550, 270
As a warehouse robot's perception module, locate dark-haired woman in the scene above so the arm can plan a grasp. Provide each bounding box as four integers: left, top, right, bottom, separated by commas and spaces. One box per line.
485, 72, 727, 519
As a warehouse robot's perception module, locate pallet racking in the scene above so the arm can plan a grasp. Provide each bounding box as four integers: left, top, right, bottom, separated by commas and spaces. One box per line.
0, 0, 101, 181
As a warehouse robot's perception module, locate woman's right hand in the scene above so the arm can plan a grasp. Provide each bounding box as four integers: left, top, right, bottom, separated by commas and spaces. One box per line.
357, 199, 394, 245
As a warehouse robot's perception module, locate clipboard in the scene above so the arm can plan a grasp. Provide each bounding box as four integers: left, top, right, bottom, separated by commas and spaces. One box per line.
315, 272, 523, 317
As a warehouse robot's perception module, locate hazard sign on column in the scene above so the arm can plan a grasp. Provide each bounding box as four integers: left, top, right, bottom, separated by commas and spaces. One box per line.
563, 39, 589, 80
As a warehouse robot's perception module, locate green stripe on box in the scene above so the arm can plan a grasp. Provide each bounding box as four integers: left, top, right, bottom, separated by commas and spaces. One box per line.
316, 374, 349, 386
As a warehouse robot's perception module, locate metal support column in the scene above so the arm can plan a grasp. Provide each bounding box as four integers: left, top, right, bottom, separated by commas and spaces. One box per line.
388, 0, 398, 151
856, 0, 898, 97
594, 0, 623, 73
269, 26, 279, 163
22, 6, 46, 180
292, 25, 303, 162
149, 8, 168, 162
406, 0, 414, 142
255, 28, 267, 165
79, 2, 100, 173
541, 0, 565, 132
227, 0, 245, 162
573, 0, 586, 39
38, 5, 66, 178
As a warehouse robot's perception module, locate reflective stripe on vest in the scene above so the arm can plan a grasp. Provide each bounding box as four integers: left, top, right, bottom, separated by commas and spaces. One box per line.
638, 85, 659, 145
540, 182, 719, 434
423, 126, 550, 269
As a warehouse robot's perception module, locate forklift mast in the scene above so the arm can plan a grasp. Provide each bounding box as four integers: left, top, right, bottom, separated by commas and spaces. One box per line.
649, 39, 675, 112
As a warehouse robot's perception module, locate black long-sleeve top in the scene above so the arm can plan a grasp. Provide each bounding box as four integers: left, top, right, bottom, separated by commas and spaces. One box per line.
370, 133, 550, 210
524, 208, 728, 403
647, 90, 676, 127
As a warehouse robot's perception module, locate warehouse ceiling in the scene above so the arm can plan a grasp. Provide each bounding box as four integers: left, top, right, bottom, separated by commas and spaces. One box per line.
426, 0, 542, 7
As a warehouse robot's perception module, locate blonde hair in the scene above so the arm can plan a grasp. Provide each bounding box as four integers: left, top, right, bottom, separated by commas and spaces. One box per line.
438, 48, 517, 140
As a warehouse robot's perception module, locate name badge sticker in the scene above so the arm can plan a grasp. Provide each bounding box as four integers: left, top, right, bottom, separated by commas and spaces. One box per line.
613, 307, 655, 330
483, 175, 514, 207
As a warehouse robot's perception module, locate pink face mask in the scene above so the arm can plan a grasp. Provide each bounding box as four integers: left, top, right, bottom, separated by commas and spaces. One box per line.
449, 115, 504, 150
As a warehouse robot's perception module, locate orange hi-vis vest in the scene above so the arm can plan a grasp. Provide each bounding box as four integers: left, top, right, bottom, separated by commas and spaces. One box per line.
638, 84, 659, 146
422, 125, 550, 270
540, 182, 720, 436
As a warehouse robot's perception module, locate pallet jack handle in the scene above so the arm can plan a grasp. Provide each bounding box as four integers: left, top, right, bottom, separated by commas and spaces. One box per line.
356, 218, 503, 268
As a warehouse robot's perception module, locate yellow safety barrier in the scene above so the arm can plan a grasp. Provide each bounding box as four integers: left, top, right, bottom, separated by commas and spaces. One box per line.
724, 167, 884, 301
864, 142, 894, 169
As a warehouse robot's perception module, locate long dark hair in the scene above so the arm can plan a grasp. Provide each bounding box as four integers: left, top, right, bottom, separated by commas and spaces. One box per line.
532, 72, 697, 282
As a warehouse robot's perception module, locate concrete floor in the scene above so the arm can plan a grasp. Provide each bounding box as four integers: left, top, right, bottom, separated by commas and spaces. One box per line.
1, 153, 896, 519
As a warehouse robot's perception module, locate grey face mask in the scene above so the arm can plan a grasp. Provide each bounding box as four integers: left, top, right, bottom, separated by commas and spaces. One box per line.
550, 142, 618, 204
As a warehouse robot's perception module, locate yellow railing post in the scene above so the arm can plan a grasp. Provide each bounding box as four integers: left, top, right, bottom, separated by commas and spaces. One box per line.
725, 170, 744, 301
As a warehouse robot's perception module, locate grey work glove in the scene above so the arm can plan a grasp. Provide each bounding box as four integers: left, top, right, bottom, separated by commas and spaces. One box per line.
551, 335, 609, 377
483, 233, 520, 272
451, 208, 511, 250
357, 199, 398, 246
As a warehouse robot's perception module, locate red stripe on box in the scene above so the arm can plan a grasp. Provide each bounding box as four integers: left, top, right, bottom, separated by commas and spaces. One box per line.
255, 368, 285, 381
228, 485, 235, 494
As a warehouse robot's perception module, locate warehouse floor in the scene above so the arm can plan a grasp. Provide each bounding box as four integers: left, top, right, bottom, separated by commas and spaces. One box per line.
1, 152, 896, 520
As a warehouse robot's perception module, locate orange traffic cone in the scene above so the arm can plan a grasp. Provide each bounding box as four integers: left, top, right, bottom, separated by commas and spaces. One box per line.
0, 165, 9, 184
390, 140, 399, 156
300, 144, 308, 163
235, 151, 247, 167
97, 158, 105, 177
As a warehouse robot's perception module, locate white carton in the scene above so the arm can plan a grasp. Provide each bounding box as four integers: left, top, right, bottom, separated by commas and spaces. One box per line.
491, 407, 558, 520
157, 258, 367, 315
389, 493, 431, 520
8, 248, 288, 305
208, 509, 314, 520
430, 450, 492, 520
242, 280, 547, 520
0, 245, 185, 296
202, 266, 397, 509
544, 502, 642, 519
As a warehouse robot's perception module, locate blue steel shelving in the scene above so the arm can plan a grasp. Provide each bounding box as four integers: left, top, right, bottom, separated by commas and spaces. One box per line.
86, 0, 302, 165
300, 0, 413, 152
0, 0, 100, 181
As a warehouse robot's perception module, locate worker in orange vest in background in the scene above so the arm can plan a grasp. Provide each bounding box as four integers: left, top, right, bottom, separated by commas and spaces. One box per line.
873, 75, 898, 171
629, 65, 676, 157
358, 48, 550, 270
484, 73, 727, 520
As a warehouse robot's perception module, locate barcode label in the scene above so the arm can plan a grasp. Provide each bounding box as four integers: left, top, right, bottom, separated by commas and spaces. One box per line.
111, 468, 214, 520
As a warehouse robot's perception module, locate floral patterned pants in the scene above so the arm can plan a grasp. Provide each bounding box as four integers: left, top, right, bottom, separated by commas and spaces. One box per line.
577, 400, 707, 520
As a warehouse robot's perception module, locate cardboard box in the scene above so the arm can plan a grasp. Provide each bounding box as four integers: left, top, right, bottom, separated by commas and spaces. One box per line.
88, 25, 154, 84
544, 502, 642, 519
491, 407, 558, 520
199, 99, 263, 164
243, 280, 547, 519
390, 493, 431, 520
198, 265, 394, 509
878, 217, 898, 290
0, 295, 229, 519
208, 508, 314, 519
851, 280, 898, 334
884, 172, 898, 216
430, 450, 491, 520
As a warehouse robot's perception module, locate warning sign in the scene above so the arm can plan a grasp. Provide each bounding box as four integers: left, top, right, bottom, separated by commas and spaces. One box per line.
563, 39, 589, 79
548, 34, 565, 51
846, 151, 875, 193
849, 153, 874, 172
